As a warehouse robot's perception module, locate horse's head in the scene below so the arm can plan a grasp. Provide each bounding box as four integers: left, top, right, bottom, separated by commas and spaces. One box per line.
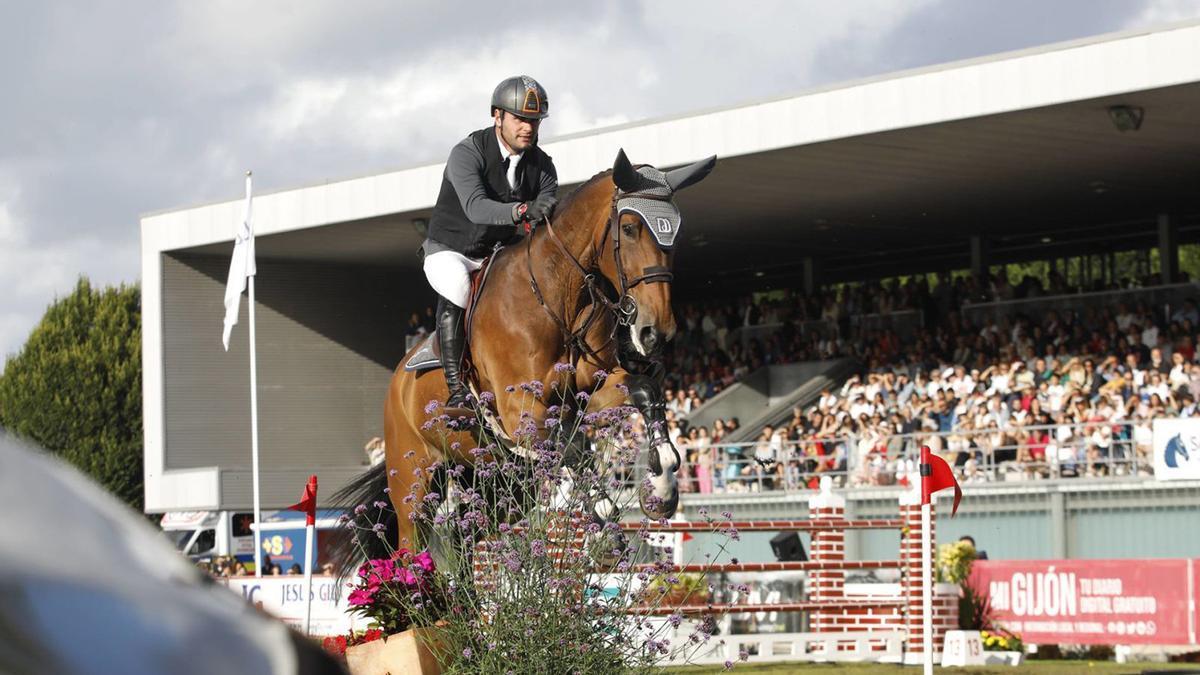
596, 149, 716, 356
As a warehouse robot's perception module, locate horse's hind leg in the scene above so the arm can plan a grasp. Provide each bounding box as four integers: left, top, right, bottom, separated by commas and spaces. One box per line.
384, 374, 437, 550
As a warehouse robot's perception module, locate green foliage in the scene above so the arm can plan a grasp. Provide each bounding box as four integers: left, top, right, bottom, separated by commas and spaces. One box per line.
958, 581, 993, 631
0, 278, 142, 508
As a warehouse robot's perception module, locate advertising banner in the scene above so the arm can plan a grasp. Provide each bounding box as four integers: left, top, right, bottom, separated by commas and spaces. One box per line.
1152, 418, 1200, 481
969, 560, 1196, 645
219, 576, 367, 636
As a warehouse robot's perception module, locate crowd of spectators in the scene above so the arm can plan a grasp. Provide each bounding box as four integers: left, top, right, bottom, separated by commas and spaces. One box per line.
197, 554, 331, 578
662, 271, 1200, 493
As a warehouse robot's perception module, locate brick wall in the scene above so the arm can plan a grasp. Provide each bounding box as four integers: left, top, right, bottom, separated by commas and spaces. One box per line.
807, 498, 958, 656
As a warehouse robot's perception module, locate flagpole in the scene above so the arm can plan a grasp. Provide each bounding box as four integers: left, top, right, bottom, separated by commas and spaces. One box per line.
303, 521, 315, 634
246, 170, 264, 579
922, 500, 933, 675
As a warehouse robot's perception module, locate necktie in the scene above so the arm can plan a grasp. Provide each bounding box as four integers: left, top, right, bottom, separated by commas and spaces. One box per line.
506, 154, 521, 190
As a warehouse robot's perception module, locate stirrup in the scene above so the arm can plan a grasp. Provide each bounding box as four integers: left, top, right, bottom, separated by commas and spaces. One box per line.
443, 387, 476, 418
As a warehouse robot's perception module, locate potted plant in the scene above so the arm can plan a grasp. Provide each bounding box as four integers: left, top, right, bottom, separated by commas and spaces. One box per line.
940, 540, 1025, 666
338, 548, 450, 675
644, 572, 709, 608
980, 629, 1025, 666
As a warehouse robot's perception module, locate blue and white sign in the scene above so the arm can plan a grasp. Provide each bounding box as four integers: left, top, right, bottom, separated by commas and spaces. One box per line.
1152, 418, 1200, 481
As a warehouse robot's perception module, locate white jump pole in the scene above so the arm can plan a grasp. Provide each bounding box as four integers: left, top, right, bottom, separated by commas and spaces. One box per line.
922, 500, 933, 675
303, 521, 315, 634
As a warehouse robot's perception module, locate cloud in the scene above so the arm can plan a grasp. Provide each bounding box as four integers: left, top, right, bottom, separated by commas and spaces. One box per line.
1, 0, 1199, 361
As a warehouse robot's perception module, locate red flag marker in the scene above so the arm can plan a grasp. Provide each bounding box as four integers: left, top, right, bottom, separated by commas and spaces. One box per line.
286, 475, 318, 526
920, 446, 961, 516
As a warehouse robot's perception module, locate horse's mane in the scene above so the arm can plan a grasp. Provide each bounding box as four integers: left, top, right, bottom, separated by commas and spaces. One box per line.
553, 168, 613, 222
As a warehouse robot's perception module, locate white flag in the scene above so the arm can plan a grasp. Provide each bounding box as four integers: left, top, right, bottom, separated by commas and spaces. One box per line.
222, 174, 256, 351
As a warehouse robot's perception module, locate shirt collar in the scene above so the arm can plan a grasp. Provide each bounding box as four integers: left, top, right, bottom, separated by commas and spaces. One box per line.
496, 129, 522, 165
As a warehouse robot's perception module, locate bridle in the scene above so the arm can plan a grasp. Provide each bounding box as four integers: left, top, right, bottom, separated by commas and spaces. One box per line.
526, 185, 675, 366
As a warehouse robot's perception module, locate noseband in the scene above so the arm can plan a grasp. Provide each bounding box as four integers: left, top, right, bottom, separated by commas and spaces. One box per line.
526, 185, 675, 366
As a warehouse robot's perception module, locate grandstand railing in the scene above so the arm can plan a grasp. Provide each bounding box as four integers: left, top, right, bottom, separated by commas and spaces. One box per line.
959, 282, 1200, 325
730, 309, 924, 349
639, 420, 1158, 495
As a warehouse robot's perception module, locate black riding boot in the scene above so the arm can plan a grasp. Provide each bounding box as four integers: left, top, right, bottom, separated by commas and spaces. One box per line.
436, 297, 473, 413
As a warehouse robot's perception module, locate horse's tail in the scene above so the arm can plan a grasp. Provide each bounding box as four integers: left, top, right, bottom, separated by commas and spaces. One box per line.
325, 464, 395, 585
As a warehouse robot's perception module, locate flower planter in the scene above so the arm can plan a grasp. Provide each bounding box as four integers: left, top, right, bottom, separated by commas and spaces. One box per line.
345, 627, 444, 675
983, 650, 1024, 666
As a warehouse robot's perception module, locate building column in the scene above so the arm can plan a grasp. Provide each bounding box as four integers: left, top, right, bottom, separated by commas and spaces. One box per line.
969, 236, 989, 279
802, 256, 819, 296
1158, 213, 1179, 284
1049, 490, 1067, 559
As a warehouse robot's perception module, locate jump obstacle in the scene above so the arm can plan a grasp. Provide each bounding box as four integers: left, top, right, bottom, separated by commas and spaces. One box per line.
474, 478, 957, 665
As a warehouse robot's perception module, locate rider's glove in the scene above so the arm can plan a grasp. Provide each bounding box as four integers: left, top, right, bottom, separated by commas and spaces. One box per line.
513, 194, 558, 233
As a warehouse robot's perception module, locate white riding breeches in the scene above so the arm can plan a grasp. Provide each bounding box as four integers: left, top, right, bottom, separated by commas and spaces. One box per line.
423, 250, 484, 309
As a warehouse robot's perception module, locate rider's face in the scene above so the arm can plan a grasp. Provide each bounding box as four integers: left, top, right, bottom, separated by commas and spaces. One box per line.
494, 110, 540, 153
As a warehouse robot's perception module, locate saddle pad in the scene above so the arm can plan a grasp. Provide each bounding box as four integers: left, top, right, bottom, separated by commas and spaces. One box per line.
403, 333, 441, 372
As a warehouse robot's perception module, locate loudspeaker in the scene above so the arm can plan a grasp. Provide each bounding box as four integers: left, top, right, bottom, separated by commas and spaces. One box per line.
770, 531, 806, 562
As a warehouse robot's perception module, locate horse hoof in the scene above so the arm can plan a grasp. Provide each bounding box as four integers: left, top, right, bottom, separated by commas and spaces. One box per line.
639, 484, 679, 520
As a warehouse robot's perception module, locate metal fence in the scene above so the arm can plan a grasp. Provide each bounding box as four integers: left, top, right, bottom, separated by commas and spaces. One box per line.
729, 309, 925, 349
655, 420, 1155, 495
959, 282, 1200, 326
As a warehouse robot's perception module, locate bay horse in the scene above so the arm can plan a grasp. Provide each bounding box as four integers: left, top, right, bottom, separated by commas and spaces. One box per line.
336, 149, 716, 556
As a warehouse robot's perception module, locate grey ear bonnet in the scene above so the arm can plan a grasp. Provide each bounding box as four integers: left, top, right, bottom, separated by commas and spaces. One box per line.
611, 152, 717, 249
617, 165, 681, 248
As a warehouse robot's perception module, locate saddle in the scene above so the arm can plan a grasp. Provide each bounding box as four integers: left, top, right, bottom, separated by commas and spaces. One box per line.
403, 251, 500, 373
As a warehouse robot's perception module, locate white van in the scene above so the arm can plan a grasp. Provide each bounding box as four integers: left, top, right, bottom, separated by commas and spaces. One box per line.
161, 511, 257, 564
161, 510, 344, 572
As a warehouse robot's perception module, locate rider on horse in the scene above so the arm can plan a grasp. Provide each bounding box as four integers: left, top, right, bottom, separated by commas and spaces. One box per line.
422, 75, 560, 413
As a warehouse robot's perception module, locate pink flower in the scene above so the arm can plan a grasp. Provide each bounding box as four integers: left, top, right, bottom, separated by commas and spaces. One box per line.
368, 558, 396, 583
413, 550, 435, 572
347, 588, 376, 606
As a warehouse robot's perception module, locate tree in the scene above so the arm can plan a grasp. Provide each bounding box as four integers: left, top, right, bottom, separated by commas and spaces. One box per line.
0, 278, 142, 509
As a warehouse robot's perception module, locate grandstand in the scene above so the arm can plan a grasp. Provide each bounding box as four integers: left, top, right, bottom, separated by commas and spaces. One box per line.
142, 21, 1200, 567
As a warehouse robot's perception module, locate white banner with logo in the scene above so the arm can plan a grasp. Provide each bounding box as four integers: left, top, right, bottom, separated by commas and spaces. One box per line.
1152, 418, 1200, 481
218, 576, 366, 636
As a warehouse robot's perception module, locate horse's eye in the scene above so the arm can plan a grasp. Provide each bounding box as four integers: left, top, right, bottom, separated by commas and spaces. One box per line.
622, 222, 635, 237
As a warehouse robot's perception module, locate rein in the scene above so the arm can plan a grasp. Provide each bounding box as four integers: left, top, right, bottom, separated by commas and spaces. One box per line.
525, 185, 675, 367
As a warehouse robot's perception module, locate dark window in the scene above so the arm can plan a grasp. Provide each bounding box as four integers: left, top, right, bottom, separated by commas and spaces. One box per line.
192, 529, 216, 555
232, 513, 256, 538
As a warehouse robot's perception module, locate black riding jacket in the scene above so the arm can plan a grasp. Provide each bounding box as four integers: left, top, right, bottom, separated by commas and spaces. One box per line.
426, 127, 558, 258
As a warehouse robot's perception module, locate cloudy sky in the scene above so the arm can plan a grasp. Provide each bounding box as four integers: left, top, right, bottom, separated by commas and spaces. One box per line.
2, 0, 1198, 361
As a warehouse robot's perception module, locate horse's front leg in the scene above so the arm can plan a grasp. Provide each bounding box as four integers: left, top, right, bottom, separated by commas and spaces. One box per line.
585, 368, 680, 520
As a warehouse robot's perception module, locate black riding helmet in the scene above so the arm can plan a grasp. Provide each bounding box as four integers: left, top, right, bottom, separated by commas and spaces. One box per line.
491, 75, 549, 119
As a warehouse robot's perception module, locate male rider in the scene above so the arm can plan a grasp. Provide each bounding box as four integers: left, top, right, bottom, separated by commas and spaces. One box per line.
422, 75, 559, 411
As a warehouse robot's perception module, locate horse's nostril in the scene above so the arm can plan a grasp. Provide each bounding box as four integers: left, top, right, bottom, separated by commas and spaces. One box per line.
640, 326, 658, 350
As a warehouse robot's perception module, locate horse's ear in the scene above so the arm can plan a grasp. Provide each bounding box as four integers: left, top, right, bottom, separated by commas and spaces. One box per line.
665, 155, 717, 192
612, 149, 641, 192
